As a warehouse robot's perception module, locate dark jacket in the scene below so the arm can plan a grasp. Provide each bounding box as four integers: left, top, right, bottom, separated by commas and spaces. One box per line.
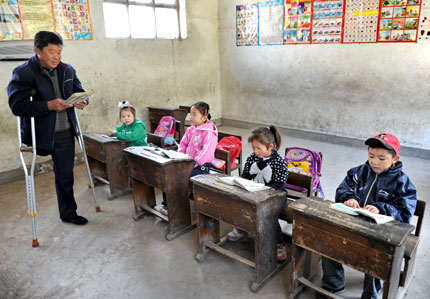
8, 55, 85, 153
336, 161, 417, 223
242, 151, 289, 190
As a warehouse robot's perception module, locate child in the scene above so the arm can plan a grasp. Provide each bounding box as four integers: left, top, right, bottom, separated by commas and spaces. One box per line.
227, 125, 289, 262
108, 101, 148, 146
317, 133, 417, 299
154, 101, 218, 215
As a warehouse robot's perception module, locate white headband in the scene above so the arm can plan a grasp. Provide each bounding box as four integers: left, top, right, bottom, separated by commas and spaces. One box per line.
118, 101, 129, 109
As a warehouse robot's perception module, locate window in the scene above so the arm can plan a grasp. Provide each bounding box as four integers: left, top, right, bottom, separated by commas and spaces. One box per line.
103, 0, 187, 39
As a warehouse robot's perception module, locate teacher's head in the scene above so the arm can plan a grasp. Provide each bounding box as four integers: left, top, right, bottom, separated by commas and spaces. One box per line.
34, 31, 63, 69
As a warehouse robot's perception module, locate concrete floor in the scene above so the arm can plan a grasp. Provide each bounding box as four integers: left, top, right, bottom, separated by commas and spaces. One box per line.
1, 125, 429, 299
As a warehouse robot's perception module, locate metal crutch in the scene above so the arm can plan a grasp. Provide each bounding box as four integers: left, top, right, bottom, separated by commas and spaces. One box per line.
74, 107, 101, 212
17, 95, 39, 247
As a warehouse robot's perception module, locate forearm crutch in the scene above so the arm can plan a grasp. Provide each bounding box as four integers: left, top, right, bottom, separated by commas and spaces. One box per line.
74, 108, 101, 212
17, 95, 39, 247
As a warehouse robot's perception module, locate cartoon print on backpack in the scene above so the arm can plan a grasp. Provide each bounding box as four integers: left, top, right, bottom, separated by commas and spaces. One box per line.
284, 147, 324, 198
154, 116, 176, 146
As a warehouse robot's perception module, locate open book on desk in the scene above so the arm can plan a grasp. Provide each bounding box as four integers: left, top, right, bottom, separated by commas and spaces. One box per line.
65, 91, 93, 105
142, 146, 191, 160
218, 177, 270, 192
330, 203, 394, 224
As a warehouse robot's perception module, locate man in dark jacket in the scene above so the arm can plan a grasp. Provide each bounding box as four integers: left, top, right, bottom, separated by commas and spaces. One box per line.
8, 31, 89, 225
317, 133, 417, 299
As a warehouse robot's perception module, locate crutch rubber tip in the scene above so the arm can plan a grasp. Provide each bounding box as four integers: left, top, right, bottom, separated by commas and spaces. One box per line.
95, 206, 101, 212
32, 239, 39, 247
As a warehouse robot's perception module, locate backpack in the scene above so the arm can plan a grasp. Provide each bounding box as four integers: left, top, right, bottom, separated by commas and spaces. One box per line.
154, 116, 176, 146
284, 147, 324, 198
211, 136, 242, 171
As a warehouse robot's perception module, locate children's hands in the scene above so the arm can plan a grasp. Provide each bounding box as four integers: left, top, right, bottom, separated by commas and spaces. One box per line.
108, 129, 116, 136
344, 198, 360, 209
364, 205, 379, 214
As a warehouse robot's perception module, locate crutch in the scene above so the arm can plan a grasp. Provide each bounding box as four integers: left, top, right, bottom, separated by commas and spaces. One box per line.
74, 107, 101, 212
17, 95, 39, 247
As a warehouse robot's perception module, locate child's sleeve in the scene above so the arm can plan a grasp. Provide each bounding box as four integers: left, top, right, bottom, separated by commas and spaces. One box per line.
114, 123, 145, 142
194, 130, 217, 166
178, 128, 191, 154
335, 168, 360, 203
267, 157, 289, 190
241, 155, 254, 180
373, 177, 417, 223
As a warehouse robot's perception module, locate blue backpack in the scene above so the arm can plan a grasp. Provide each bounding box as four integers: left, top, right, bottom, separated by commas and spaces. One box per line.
284, 147, 324, 198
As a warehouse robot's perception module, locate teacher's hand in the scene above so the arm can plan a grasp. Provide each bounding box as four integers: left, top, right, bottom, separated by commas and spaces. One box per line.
74, 101, 87, 110
47, 98, 73, 111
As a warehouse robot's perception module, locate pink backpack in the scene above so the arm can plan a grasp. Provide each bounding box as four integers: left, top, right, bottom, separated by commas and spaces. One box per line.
154, 116, 176, 146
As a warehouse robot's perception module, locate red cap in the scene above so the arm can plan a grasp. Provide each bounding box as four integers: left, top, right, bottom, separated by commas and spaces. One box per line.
365, 133, 400, 156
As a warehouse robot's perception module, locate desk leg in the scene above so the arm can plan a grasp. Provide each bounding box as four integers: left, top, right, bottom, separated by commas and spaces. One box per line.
195, 212, 220, 263
250, 220, 288, 293
106, 153, 131, 200
131, 178, 156, 221
164, 189, 195, 241
382, 243, 405, 299
286, 244, 312, 299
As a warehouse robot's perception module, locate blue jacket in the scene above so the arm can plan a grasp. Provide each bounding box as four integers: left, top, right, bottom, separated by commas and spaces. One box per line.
8, 55, 85, 153
336, 161, 417, 223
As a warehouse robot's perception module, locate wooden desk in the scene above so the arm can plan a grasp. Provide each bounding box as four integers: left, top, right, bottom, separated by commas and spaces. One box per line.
191, 173, 287, 293
124, 147, 196, 241
287, 197, 415, 299
83, 133, 131, 200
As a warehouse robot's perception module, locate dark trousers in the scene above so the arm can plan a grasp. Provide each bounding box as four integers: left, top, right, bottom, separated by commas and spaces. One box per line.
52, 134, 78, 220
322, 257, 383, 299
162, 163, 211, 206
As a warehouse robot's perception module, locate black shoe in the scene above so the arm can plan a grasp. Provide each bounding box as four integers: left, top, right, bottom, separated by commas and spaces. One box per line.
316, 286, 345, 298
62, 215, 88, 225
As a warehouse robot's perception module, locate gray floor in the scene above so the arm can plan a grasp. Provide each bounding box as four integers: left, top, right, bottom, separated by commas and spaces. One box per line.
1, 125, 429, 299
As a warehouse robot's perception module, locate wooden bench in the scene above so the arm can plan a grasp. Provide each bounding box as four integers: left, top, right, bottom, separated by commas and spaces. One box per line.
147, 107, 187, 141
398, 199, 426, 294
147, 120, 183, 150
211, 131, 243, 176
284, 148, 322, 199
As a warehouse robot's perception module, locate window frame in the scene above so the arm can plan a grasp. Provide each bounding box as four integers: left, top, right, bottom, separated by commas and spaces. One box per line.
103, 0, 186, 39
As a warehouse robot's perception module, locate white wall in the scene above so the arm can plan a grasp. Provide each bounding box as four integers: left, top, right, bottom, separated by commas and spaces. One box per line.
0, 0, 221, 173
219, 0, 430, 150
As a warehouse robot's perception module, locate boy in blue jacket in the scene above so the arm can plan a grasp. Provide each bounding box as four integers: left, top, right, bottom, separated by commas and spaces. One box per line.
318, 133, 417, 299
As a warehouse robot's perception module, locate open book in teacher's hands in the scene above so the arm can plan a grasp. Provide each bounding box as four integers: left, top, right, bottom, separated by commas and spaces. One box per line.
65, 91, 94, 105
330, 203, 394, 224
218, 176, 270, 192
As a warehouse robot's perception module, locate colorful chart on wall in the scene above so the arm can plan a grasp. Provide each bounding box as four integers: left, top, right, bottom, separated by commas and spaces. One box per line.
0, 0, 92, 41
237, 3, 259, 46
313, 0, 344, 43
259, 1, 284, 45
343, 0, 380, 43
52, 0, 92, 40
284, 0, 312, 44
418, 0, 430, 40
0, 0, 23, 40
378, 0, 421, 42
236, 1, 424, 44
